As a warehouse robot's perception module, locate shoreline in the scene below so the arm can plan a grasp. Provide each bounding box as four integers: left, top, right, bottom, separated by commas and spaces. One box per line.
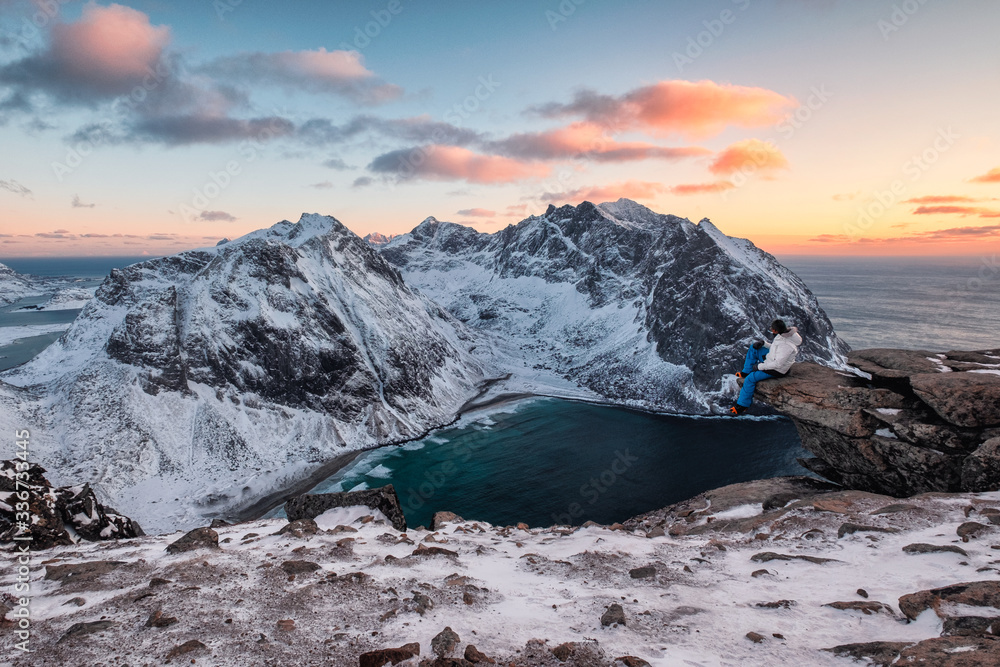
229, 374, 521, 522
227, 375, 789, 524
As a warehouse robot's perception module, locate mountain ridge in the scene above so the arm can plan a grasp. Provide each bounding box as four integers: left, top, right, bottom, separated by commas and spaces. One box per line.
379, 198, 850, 411
0, 213, 487, 532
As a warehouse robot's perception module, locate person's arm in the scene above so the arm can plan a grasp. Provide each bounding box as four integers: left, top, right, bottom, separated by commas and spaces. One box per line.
759, 342, 792, 371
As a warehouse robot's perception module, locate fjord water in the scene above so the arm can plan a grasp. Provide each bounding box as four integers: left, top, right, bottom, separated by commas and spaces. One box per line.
299, 398, 806, 528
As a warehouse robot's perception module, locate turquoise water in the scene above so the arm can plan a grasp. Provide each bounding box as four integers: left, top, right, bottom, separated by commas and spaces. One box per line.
291, 398, 807, 528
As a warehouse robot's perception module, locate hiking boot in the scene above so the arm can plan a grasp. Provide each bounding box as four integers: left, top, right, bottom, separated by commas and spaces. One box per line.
735, 372, 746, 379
730, 404, 748, 416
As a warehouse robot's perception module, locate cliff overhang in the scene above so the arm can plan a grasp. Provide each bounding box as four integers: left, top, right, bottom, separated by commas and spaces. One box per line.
754, 348, 1000, 496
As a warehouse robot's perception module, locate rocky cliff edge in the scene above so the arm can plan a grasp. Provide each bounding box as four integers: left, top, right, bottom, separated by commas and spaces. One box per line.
753, 348, 1000, 496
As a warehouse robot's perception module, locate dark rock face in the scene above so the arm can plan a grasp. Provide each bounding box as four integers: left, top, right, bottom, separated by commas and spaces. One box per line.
0, 460, 143, 549
380, 199, 848, 409
284, 484, 407, 531
754, 348, 1000, 496
94, 217, 479, 416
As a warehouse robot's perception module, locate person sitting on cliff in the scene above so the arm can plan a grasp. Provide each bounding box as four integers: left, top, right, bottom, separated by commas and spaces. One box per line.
730, 319, 802, 415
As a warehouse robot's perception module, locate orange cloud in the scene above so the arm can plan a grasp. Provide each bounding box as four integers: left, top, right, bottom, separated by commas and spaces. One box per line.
487, 122, 710, 163
368, 145, 550, 184
669, 181, 735, 196
912, 205, 1000, 217
709, 139, 789, 176
539, 180, 668, 203
536, 80, 797, 139
971, 167, 1000, 184
809, 224, 1000, 246
905, 195, 984, 204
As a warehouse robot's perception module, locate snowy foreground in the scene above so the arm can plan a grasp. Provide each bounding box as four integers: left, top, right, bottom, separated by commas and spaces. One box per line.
7, 484, 998, 666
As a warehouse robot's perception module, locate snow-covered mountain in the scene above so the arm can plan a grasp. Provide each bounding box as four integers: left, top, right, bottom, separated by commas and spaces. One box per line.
363, 232, 397, 247
0, 261, 37, 306
0, 214, 486, 532
380, 199, 849, 412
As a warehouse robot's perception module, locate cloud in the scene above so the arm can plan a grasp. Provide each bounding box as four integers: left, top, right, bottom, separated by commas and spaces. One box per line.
531, 80, 797, 139
832, 192, 859, 201
504, 204, 529, 216
199, 210, 236, 222
905, 195, 985, 204
198, 49, 401, 104
456, 208, 495, 217
669, 181, 735, 195
485, 122, 710, 163
368, 145, 550, 184
308, 181, 334, 189
130, 115, 295, 145
322, 157, 351, 170
539, 180, 668, 203
352, 176, 373, 188
0, 178, 32, 197
810, 224, 1000, 245
971, 167, 1000, 184
912, 205, 1000, 218
71, 194, 95, 208
0, 3, 170, 102
916, 224, 1000, 239
35, 230, 76, 238
300, 115, 482, 148
709, 139, 789, 175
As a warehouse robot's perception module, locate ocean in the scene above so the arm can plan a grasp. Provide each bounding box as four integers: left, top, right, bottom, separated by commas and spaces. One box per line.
781, 254, 999, 351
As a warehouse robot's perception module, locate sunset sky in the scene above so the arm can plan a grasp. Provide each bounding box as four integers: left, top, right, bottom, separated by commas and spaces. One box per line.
0, 0, 998, 257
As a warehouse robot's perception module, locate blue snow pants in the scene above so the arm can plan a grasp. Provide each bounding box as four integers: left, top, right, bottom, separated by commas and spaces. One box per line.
737, 345, 776, 408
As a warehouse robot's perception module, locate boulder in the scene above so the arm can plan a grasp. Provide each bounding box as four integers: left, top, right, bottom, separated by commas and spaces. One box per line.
275, 518, 319, 537
431, 627, 460, 657
165, 527, 219, 554
910, 373, 1000, 429
285, 485, 406, 532
896, 635, 1000, 666
359, 643, 421, 667
899, 581, 1000, 621
601, 603, 626, 626
430, 511, 463, 530
0, 460, 143, 549
963, 438, 1000, 491
823, 641, 911, 666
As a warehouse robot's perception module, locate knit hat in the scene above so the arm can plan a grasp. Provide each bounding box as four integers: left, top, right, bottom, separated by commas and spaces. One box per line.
770, 319, 789, 334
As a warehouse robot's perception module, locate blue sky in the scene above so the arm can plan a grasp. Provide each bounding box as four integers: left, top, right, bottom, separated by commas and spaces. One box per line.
1, 0, 998, 255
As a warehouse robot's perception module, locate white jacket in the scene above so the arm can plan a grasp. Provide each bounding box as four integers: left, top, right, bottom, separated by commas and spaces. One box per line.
759, 326, 802, 374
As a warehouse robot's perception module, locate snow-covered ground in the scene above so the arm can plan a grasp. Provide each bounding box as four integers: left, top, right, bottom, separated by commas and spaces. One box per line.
35, 286, 96, 310
0, 323, 73, 347
8, 485, 998, 666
